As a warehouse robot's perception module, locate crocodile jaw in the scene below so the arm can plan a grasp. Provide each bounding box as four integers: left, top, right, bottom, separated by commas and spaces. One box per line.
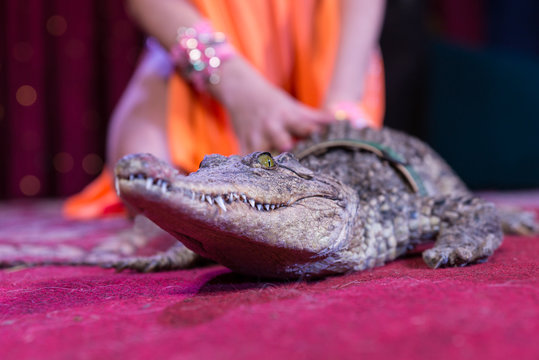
115, 153, 358, 278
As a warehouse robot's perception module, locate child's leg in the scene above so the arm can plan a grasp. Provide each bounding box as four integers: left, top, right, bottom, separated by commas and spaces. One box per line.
107, 42, 173, 171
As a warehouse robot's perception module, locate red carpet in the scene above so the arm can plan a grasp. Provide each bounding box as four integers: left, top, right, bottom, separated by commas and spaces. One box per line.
1, 199, 538, 360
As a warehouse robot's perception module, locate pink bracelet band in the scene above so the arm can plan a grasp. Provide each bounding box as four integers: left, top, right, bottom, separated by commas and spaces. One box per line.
170, 21, 235, 92
330, 101, 370, 128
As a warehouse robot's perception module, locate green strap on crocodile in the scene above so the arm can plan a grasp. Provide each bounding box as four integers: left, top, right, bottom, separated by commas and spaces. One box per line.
296, 139, 428, 196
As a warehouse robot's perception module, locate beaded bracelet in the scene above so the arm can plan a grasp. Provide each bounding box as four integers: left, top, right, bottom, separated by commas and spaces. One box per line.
330, 101, 370, 128
170, 21, 235, 92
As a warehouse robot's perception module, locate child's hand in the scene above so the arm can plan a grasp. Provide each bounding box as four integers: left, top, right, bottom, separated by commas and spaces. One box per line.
212, 57, 334, 154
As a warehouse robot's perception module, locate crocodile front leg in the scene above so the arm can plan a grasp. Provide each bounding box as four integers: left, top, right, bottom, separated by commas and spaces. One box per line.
85, 215, 200, 272
422, 197, 503, 268
107, 242, 200, 272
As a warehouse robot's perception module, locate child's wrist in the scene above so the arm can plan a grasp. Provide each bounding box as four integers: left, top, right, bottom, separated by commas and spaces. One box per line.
208, 56, 263, 110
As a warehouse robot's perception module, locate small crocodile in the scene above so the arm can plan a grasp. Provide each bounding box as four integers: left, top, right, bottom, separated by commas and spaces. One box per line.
113, 122, 536, 279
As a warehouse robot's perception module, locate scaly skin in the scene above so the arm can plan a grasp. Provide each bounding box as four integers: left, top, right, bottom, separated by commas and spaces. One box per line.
114, 122, 517, 279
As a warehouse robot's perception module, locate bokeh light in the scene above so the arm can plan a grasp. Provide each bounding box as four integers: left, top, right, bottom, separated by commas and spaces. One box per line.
53, 152, 74, 173
46, 15, 67, 36
16, 85, 37, 106
19, 175, 41, 196
82, 154, 103, 175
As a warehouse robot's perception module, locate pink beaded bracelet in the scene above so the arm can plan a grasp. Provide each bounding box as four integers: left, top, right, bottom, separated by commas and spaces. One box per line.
170, 21, 235, 92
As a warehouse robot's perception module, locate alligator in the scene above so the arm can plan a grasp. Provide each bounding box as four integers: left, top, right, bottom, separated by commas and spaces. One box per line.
112, 121, 537, 279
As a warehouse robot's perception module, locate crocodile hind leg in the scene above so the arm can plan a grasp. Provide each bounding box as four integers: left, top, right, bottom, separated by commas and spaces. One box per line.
496, 207, 539, 235
422, 197, 504, 268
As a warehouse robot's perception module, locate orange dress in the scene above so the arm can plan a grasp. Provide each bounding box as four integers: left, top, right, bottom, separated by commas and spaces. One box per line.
64, 0, 385, 219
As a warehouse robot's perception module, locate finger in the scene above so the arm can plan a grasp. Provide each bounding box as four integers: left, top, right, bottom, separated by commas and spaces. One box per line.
247, 130, 271, 153
284, 113, 326, 138
283, 106, 333, 137
298, 104, 335, 124
236, 132, 250, 155
266, 122, 293, 152
285, 121, 318, 138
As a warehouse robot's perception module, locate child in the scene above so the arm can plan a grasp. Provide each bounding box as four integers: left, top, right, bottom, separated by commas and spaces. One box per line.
65, 0, 386, 219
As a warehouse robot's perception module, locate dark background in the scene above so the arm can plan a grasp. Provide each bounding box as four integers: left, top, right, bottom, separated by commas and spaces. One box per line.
1, 0, 538, 199
381, 0, 539, 190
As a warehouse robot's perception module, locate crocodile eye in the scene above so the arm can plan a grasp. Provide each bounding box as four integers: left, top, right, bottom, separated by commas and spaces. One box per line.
257, 153, 276, 169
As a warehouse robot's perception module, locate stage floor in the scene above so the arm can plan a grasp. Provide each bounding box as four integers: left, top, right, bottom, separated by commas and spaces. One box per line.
1, 196, 538, 360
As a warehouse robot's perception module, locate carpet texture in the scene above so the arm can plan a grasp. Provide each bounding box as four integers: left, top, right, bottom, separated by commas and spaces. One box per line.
0, 199, 538, 360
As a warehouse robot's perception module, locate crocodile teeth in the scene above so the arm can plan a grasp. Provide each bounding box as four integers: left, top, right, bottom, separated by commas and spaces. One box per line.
156, 186, 284, 212
145, 178, 153, 190
215, 196, 227, 212
129, 174, 135, 181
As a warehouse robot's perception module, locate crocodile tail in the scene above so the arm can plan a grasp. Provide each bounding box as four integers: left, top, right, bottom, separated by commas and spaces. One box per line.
497, 206, 539, 235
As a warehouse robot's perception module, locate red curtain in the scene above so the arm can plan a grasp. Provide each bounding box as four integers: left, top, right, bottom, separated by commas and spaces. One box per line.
0, 0, 142, 199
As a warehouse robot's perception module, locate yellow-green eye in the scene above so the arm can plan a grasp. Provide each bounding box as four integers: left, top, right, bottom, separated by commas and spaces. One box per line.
257, 153, 276, 168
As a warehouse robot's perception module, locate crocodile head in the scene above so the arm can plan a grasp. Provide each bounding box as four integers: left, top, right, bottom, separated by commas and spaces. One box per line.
115, 152, 358, 278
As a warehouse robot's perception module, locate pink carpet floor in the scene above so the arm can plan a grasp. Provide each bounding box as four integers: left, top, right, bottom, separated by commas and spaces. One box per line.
0, 197, 538, 360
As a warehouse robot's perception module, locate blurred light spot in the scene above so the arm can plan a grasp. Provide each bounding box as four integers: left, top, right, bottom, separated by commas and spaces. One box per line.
65, 39, 86, 59
53, 152, 74, 173
16, 85, 37, 106
47, 15, 67, 36
20, 175, 41, 196
82, 154, 103, 175
12, 42, 34, 62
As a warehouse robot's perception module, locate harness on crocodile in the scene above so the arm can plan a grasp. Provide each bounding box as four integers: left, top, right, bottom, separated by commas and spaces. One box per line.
296, 139, 428, 196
